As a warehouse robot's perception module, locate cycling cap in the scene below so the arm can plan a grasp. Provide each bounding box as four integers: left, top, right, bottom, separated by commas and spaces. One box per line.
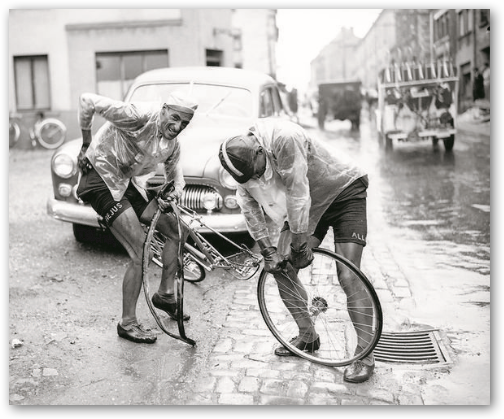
219, 134, 257, 184
165, 90, 198, 115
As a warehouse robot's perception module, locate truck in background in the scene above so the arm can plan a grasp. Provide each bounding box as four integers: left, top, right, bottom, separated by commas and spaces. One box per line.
375, 60, 458, 152
317, 80, 362, 131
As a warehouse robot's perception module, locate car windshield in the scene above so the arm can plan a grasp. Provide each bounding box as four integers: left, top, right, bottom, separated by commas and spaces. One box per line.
128, 83, 253, 118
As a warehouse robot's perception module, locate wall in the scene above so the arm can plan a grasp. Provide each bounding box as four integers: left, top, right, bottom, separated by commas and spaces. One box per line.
9, 9, 234, 146
232, 9, 277, 78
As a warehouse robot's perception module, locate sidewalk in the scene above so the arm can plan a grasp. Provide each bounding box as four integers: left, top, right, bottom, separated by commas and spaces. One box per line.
456, 107, 491, 138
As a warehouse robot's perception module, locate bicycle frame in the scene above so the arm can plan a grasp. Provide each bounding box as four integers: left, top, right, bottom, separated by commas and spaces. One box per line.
142, 182, 261, 345
177, 204, 261, 279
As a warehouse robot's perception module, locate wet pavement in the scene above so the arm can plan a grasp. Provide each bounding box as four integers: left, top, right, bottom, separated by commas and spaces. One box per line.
173, 109, 490, 405
8, 107, 490, 406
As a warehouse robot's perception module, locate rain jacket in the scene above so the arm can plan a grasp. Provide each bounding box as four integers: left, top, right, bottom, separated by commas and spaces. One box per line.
78, 93, 184, 201
236, 118, 366, 241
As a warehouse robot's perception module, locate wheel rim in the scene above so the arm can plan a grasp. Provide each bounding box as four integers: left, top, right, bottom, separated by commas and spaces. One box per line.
35, 119, 66, 149
258, 248, 382, 367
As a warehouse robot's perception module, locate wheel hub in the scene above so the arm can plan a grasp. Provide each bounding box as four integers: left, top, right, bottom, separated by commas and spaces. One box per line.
310, 296, 328, 316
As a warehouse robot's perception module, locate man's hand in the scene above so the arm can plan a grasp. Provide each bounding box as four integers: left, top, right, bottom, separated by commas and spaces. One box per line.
77, 145, 92, 174
260, 246, 285, 274
290, 242, 313, 270
157, 192, 178, 213
78, 130, 93, 174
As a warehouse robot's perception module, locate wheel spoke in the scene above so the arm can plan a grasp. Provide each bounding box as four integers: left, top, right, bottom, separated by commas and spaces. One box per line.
258, 248, 382, 367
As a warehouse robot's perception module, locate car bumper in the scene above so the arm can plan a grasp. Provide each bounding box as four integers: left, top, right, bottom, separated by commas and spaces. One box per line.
46, 197, 249, 234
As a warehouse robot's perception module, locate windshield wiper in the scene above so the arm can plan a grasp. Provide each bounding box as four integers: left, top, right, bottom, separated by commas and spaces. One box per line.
205, 91, 232, 116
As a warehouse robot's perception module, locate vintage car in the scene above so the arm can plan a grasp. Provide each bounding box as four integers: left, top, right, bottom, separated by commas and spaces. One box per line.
47, 66, 290, 244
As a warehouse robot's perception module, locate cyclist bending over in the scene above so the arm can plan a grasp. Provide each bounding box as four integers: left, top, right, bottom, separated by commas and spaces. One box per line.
219, 118, 375, 383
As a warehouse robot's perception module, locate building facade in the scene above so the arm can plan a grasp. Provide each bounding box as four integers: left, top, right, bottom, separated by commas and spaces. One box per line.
232, 9, 278, 78
310, 27, 361, 86
434, 9, 490, 111
9, 9, 277, 147
310, 9, 490, 113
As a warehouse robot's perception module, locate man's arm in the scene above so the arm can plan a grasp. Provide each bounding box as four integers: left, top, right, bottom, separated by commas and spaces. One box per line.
163, 140, 185, 199
79, 93, 147, 132
273, 132, 313, 269
273, 133, 311, 246
236, 186, 284, 273
236, 186, 269, 243
77, 93, 147, 174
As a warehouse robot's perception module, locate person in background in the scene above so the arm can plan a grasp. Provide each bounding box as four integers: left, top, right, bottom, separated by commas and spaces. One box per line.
482, 62, 490, 102
76, 91, 198, 344
473, 67, 485, 102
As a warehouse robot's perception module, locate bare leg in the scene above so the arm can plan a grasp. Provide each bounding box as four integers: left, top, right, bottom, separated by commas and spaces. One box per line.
108, 207, 146, 325
140, 200, 188, 296
335, 242, 374, 364
275, 230, 317, 342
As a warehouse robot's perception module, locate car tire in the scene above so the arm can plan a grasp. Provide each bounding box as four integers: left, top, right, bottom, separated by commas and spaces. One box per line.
443, 135, 455, 152
385, 134, 393, 151
73, 223, 122, 248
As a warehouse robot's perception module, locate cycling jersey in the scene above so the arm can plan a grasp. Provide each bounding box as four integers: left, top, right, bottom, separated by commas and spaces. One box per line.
78, 93, 184, 201
236, 118, 366, 241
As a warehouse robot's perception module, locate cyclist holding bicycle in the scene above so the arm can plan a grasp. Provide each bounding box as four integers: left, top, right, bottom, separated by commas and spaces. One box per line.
76, 91, 198, 344
219, 118, 375, 383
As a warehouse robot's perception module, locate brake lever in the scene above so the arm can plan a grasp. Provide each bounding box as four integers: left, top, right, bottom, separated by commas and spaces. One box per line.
157, 180, 175, 199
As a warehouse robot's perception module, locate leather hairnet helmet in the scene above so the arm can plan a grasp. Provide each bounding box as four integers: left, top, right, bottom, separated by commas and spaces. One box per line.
219, 134, 257, 184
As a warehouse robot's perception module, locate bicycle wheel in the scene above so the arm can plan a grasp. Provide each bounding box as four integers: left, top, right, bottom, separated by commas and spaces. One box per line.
151, 230, 205, 282
257, 248, 382, 367
35, 118, 66, 149
9, 121, 20, 148
142, 209, 195, 345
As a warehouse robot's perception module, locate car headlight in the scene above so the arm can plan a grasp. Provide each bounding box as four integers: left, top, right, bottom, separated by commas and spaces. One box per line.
52, 153, 76, 178
218, 167, 238, 190
202, 192, 223, 211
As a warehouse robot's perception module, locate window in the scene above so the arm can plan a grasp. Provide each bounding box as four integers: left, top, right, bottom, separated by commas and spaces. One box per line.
458, 10, 473, 37
129, 83, 253, 118
460, 62, 471, 99
206, 49, 223, 67
458, 11, 465, 37
435, 12, 450, 40
14, 55, 50, 110
233, 32, 242, 51
480, 9, 489, 27
467, 9, 474, 32
96, 50, 168, 99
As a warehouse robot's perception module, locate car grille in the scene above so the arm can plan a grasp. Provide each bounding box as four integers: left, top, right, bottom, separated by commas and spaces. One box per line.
182, 185, 222, 211
146, 178, 222, 211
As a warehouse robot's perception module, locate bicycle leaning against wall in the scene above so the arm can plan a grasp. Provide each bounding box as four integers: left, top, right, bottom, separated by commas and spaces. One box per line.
9, 111, 67, 150
143, 181, 383, 367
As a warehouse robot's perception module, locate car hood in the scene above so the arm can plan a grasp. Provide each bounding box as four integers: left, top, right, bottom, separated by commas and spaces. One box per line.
178, 122, 249, 178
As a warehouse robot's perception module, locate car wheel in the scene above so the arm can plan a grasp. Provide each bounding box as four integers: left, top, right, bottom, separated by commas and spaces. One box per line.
385, 134, 393, 151
443, 135, 455, 152
73, 223, 121, 248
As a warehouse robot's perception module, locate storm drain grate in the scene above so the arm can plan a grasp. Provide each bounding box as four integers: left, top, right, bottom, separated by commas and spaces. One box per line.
374, 330, 451, 364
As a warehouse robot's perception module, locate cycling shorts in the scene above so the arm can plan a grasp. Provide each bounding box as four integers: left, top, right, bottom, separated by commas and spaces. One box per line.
312, 175, 368, 247
77, 167, 149, 227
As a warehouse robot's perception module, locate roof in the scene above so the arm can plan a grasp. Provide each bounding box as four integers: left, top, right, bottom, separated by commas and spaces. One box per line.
133, 66, 277, 89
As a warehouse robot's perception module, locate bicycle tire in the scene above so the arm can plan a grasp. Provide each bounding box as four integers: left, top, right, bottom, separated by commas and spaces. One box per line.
9, 121, 20, 148
151, 230, 206, 282
35, 118, 66, 149
257, 248, 382, 367
142, 208, 195, 346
